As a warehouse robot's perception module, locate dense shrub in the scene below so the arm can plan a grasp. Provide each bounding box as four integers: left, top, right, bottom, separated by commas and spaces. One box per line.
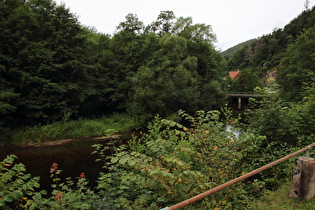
93, 110, 275, 209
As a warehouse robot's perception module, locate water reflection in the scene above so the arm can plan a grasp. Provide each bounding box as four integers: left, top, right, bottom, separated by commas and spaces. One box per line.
226, 125, 241, 139
0, 134, 131, 191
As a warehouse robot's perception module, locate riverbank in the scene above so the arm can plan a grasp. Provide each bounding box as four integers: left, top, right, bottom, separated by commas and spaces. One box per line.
20, 134, 122, 147
1, 113, 140, 146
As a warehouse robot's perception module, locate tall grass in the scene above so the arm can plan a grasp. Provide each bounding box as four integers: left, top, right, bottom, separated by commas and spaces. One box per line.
8, 113, 139, 145
249, 180, 315, 209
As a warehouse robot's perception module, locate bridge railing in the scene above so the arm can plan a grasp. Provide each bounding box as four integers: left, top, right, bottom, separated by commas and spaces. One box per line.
161, 142, 315, 210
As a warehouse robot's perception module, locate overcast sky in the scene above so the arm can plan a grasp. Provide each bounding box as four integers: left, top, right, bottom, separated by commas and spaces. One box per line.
55, 0, 314, 51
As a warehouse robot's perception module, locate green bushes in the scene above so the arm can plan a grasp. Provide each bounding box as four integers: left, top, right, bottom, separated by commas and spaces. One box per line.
0, 155, 46, 209
7, 113, 138, 144
0, 109, 308, 209
247, 93, 315, 146
93, 110, 276, 209
0, 155, 100, 209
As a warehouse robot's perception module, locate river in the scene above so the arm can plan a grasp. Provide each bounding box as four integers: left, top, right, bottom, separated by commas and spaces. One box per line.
0, 134, 132, 191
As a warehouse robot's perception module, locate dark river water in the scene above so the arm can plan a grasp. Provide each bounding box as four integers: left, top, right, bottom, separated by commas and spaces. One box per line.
0, 134, 132, 191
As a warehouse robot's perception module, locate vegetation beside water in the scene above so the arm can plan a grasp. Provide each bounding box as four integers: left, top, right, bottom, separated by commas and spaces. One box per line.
1, 106, 314, 209
1, 0, 315, 209
3, 113, 139, 145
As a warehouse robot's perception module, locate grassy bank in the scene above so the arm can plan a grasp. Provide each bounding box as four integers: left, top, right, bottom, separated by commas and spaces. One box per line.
248, 180, 315, 209
4, 113, 140, 145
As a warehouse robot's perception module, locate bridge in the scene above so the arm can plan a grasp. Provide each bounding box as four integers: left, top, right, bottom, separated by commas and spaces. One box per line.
228, 92, 267, 110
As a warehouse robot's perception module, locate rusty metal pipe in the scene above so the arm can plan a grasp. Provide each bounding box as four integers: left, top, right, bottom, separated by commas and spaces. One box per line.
164, 142, 315, 210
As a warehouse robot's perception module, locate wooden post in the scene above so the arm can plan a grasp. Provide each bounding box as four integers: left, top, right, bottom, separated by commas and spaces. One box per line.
290, 156, 315, 200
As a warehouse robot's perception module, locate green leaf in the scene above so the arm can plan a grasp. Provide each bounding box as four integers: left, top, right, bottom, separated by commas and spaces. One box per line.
118, 156, 129, 164
27, 182, 34, 188
111, 157, 119, 163
4, 194, 14, 202
0, 201, 4, 207
12, 190, 23, 200
128, 159, 137, 166
129, 175, 137, 182
40, 190, 47, 195
22, 174, 31, 180
121, 175, 129, 182
34, 182, 40, 188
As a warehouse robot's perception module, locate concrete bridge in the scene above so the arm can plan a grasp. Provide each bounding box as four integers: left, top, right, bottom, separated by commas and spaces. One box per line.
228, 92, 266, 110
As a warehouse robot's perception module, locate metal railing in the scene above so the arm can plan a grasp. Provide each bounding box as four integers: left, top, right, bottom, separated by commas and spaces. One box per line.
161, 142, 315, 210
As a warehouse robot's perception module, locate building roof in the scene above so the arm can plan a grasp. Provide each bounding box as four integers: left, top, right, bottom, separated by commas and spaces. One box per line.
229, 71, 241, 80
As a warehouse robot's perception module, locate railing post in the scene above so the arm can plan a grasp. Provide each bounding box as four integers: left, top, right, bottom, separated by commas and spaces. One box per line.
290, 156, 315, 200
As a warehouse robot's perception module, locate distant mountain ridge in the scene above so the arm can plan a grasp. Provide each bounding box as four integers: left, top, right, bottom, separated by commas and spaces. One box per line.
221, 39, 256, 59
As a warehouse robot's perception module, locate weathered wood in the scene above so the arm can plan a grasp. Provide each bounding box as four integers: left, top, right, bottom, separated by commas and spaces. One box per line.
290, 156, 315, 200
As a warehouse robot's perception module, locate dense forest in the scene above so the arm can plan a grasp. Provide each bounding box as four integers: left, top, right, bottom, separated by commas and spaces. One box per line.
226, 6, 315, 97
0, 0, 227, 138
1, 0, 315, 209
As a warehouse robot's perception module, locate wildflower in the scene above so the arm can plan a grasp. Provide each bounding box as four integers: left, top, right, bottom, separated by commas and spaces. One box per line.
79, 172, 85, 178
22, 197, 28, 202
50, 163, 58, 173
213, 146, 219, 151
55, 192, 62, 200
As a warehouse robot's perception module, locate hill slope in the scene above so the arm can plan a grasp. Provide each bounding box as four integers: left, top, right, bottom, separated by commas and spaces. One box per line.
221, 38, 256, 60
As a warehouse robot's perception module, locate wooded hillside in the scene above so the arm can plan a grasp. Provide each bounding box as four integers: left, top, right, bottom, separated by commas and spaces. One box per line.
226, 6, 315, 100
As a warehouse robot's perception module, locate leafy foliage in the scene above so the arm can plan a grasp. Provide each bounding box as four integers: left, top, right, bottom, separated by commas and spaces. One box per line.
46, 163, 100, 209
0, 154, 46, 209
9, 113, 137, 144
229, 67, 262, 92
246, 89, 315, 146
221, 38, 256, 60
0, 155, 100, 209
0, 1, 226, 140
0, 0, 100, 126
227, 7, 315, 99
278, 26, 315, 101
93, 111, 272, 209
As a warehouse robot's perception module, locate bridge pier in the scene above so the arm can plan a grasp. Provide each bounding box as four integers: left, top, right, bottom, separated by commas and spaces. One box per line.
238, 98, 242, 110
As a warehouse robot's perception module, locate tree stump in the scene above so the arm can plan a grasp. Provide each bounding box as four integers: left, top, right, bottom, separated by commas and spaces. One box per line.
290, 156, 315, 200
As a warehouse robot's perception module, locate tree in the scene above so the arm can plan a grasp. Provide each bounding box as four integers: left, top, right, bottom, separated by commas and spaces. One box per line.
147, 11, 176, 36
0, 0, 98, 125
116, 13, 144, 34
278, 26, 315, 101
127, 32, 227, 122
0, 80, 18, 133
127, 35, 200, 121
231, 68, 261, 92
172, 17, 216, 45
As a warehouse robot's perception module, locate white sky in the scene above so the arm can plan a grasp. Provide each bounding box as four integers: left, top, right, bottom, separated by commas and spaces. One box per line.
55, 0, 314, 51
